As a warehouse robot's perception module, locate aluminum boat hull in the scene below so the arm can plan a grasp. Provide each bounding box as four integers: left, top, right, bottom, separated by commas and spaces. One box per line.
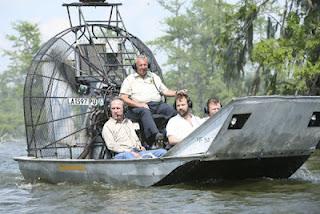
15, 96, 320, 186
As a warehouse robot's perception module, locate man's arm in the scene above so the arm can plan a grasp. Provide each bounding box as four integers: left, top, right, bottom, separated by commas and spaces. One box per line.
120, 94, 149, 109
153, 73, 187, 97
167, 135, 181, 145
166, 117, 183, 145
162, 89, 177, 97
162, 89, 188, 97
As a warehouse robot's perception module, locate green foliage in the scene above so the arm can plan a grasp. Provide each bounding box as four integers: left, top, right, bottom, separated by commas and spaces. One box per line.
252, 39, 290, 66
250, 2, 320, 95
152, 0, 320, 103
151, 0, 238, 115
0, 21, 41, 141
2, 21, 40, 85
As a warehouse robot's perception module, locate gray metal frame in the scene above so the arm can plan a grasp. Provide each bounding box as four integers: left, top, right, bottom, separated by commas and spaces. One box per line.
23, 2, 162, 158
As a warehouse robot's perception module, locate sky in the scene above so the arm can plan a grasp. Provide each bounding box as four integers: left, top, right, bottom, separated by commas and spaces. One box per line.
0, 0, 169, 72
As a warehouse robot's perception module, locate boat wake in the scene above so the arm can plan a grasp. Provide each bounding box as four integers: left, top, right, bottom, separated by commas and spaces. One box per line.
291, 165, 320, 184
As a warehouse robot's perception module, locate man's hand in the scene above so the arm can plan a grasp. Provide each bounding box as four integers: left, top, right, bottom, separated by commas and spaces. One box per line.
139, 146, 146, 151
176, 89, 188, 96
138, 102, 149, 109
131, 151, 141, 158
168, 135, 181, 145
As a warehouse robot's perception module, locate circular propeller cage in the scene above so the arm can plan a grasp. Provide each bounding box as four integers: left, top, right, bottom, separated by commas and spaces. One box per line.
24, 19, 162, 158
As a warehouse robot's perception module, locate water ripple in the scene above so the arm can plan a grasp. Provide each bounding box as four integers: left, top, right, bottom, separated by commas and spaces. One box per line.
1, 141, 320, 213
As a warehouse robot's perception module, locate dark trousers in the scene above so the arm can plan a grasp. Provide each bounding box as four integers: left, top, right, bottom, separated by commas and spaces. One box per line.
127, 101, 176, 140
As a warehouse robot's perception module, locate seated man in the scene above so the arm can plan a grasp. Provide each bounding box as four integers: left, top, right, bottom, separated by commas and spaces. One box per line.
204, 97, 222, 119
166, 94, 203, 146
102, 97, 167, 159
120, 55, 185, 146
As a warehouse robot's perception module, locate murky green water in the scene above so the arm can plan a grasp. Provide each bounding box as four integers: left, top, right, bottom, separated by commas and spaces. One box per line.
1, 141, 320, 213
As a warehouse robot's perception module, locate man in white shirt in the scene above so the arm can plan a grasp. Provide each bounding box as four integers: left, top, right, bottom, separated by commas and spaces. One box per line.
166, 94, 203, 146
120, 55, 185, 147
102, 97, 167, 159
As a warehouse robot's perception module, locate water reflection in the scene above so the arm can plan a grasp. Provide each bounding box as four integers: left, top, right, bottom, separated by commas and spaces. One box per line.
1, 141, 320, 213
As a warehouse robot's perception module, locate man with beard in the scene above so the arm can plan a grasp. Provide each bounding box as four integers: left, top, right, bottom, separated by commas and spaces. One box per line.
166, 94, 203, 146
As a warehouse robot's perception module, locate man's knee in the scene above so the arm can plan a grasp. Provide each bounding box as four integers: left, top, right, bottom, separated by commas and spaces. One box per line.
128, 108, 153, 122
140, 108, 153, 116
152, 148, 167, 157
130, 107, 153, 117
114, 152, 134, 159
159, 103, 176, 116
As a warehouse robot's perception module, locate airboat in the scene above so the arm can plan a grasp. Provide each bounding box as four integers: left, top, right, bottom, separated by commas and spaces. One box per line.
14, 1, 320, 187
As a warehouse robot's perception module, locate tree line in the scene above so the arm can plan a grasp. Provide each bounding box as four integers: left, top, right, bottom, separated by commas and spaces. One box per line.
0, 21, 40, 141
1, 0, 319, 140
151, 0, 320, 113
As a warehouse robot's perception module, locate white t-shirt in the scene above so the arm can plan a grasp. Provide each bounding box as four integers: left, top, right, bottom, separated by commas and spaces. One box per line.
166, 114, 203, 142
